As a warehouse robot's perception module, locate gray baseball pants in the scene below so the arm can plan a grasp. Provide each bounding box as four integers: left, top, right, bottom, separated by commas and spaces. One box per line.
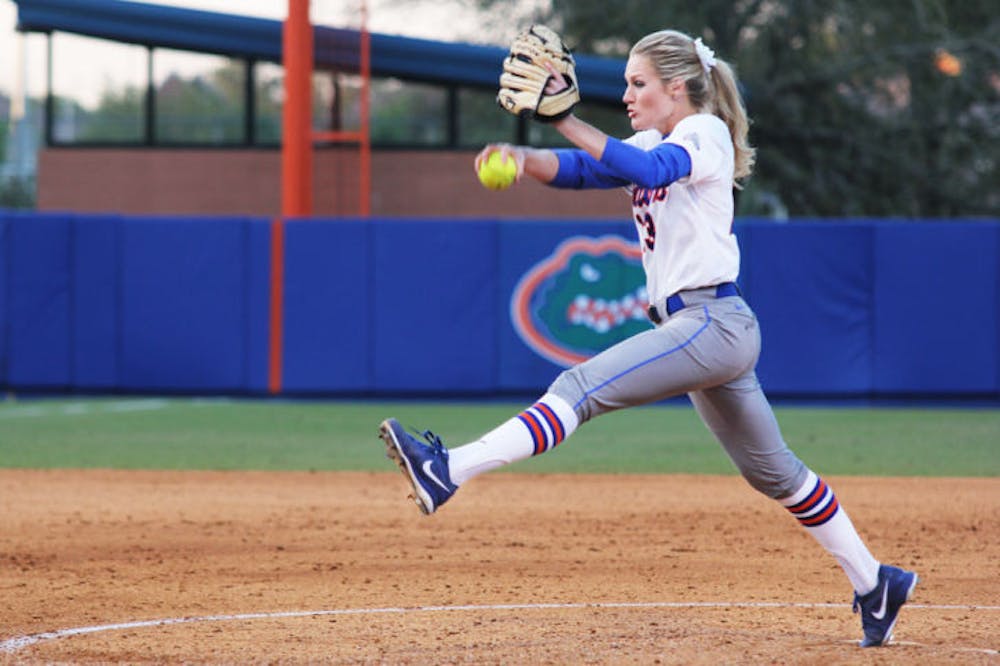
549, 287, 809, 500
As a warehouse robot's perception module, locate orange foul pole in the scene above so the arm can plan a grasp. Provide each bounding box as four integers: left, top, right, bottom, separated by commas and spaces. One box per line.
282, 0, 313, 218
271, 0, 313, 394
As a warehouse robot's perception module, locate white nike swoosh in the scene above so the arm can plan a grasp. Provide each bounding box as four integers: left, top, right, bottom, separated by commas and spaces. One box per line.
871, 581, 890, 620
422, 460, 451, 492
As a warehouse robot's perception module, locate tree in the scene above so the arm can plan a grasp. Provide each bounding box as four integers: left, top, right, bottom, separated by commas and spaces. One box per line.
73, 87, 144, 141
156, 68, 244, 143
471, 0, 1000, 217
0, 174, 34, 208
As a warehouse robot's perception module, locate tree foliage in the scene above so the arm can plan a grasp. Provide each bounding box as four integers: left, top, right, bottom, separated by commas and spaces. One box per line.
0, 174, 34, 208
474, 0, 1000, 217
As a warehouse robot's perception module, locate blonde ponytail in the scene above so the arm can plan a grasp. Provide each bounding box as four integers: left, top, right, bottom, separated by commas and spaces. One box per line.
708, 59, 756, 182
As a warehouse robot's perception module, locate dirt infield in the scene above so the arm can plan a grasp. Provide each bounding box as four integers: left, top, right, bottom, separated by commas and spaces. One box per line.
1, 469, 997, 664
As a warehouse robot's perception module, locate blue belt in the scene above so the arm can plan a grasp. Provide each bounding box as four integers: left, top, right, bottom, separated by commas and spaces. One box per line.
647, 282, 741, 324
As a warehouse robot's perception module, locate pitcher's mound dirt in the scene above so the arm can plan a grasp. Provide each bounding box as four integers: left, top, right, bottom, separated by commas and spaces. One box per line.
1, 470, 997, 664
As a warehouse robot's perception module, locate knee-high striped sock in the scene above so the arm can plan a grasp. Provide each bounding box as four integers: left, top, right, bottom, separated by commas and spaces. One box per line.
781, 470, 880, 594
447, 393, 578, 486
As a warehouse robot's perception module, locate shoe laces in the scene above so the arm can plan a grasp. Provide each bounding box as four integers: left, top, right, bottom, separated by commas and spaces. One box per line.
420, 430, 447, 454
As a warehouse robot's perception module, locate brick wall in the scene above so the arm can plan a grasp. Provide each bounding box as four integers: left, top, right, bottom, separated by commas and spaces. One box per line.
37, 147, 629, 220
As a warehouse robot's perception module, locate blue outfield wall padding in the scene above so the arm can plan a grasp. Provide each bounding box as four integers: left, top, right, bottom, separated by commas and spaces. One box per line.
119, 216, 251, 392
282, 218, 373, 392
244, 218, 273, 393
739, 221, 875, 395
5, 212, 73, 388
72, 214, 120, 389
1, 213, 998, 398
873, 221, 999, 394
497, 220, 641, 392
372, 219, 499, 392
0, 214, 8, 384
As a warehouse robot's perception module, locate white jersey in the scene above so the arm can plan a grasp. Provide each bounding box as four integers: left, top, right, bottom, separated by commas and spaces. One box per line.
624, 113, 738, 307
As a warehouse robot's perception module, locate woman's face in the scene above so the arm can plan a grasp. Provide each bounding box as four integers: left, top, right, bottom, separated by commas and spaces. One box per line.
622, 54, 686, 134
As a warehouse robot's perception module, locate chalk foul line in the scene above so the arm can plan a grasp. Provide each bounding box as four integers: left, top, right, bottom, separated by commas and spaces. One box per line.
2, 601, 998, 655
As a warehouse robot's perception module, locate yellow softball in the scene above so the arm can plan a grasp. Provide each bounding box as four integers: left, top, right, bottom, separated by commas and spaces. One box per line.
477, 151, 517, 191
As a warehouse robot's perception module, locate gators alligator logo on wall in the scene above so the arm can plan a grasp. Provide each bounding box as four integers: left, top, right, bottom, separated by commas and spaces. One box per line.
510, 235, 649, 367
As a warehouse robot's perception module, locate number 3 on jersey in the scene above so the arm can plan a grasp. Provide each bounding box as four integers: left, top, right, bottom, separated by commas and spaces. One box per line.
635, 212, 655, 251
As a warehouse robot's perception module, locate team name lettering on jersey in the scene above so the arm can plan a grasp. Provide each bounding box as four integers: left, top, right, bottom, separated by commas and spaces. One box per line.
631, 186, 668, 208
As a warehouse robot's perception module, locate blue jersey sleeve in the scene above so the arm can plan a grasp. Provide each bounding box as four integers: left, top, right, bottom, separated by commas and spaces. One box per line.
599, 137, 692, 189
549, 149, 632, 189
549, 139, 693, 190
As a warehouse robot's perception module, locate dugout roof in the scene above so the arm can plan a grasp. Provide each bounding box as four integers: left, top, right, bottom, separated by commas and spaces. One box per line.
14, 0, 628, 104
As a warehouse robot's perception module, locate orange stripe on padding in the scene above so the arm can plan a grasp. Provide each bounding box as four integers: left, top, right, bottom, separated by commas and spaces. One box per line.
268, 219, 285, 394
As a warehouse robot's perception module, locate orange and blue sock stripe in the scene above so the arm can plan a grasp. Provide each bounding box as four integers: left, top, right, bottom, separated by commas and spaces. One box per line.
517, 401, 566, 456
786, 476, 840, 527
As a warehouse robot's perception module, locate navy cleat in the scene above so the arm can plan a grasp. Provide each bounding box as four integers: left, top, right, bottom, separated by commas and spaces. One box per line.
379, 418, 457, 515
853, 564, 918, 647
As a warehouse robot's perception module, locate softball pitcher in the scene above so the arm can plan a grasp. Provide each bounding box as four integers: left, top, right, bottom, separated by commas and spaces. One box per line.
379, 26, 917, 648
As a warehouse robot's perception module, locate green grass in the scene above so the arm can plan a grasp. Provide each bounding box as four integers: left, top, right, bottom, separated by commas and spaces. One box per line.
0, 397, 997, 476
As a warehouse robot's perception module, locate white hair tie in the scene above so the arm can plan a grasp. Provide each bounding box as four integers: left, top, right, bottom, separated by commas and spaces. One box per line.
693, 37, 716, 73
